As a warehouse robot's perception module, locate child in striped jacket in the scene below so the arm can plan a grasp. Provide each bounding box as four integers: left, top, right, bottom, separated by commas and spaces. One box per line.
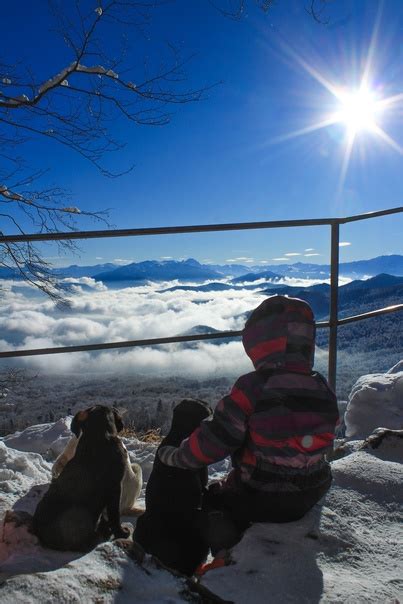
158, 295, 339, 547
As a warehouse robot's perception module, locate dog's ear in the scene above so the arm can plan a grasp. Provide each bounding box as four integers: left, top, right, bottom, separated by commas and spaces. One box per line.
71, 409, 89, 436
113, 408, 124, 433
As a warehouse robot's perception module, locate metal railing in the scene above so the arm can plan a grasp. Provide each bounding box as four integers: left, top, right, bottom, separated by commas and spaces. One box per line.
1, 206, 403, 390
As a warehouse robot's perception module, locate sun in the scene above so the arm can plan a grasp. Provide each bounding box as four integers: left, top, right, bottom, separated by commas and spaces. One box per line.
269, 36, 403, 194
334, 87, 379, 135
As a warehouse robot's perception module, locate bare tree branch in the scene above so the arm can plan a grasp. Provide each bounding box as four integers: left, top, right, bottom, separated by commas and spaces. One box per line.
305, 0, 334, 25
0, 0, 213, 298
208, 0, 274, 20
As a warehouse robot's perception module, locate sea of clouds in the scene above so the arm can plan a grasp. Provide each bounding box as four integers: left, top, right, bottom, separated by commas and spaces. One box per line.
0, 276, 332, 378
0, 278, 259, 376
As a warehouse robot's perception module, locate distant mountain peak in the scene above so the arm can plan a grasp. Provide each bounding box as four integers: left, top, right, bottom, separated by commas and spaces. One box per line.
183, 258, 201, 266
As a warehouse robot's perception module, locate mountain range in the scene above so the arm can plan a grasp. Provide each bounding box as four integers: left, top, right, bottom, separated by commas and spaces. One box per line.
93, 258, 222, 282
261, 273, 403, 320
173, 274, 403, 330
1, 254, 403, 284
92, 254, 403, 282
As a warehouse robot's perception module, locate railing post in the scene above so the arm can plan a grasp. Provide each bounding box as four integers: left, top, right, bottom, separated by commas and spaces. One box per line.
328, 222, 340, 392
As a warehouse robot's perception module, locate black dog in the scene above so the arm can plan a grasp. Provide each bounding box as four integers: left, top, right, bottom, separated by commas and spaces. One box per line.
33, 405, 129, 551
134, 399, 212, 575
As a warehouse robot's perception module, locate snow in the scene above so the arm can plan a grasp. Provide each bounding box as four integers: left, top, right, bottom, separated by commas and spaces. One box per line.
2, 417, 72, 457
0, 185, 23, 201
345, 367, 403, 439
0, 442, 50, 516
0, 366, 402, 602
1, 538, 195, 603
61, 206, 81, 213
76, 64, 119, 79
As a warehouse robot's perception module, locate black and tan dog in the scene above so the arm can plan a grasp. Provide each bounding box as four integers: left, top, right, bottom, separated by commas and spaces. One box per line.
52, 410, 143, 515
134, 399, 212, 576
33, 405, 130, 551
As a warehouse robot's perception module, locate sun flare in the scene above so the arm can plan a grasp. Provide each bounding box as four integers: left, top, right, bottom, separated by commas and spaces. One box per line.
270, 37, 403, 194
334, 88, 379, 135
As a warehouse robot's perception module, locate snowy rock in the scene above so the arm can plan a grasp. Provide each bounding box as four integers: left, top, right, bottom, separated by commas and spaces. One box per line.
1, 417, 72, 457
0, 440, 50, 522
0, 540, 197, 603
344, 364, 403, 439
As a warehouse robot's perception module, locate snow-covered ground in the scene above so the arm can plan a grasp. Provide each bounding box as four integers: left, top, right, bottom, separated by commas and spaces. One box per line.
0, 366, 402, 603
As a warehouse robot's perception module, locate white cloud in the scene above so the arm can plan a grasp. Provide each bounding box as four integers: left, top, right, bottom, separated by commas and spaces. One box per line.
113, 258, 133, 264
304, 253, 320, 257
284, 253, 301, 257
305, 248, 315, 252
271, 257, 288, 261
226, 257, 253, 263
0, 279, 266, 376
95, 257, 103, 260
1, 272, 351, 377
62, 277, 107, 291
0, 310, 56, 337
339, 242, 351, 247
19, 341, 252, 377
160, 256, 172, 260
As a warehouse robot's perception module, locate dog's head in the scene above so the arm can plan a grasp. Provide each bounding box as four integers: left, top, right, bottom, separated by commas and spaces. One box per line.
169, 399, 212, 441
71, 405, 124, 438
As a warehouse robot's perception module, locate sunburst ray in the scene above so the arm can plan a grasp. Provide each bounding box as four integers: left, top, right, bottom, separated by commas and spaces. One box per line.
270, 11, 402, 194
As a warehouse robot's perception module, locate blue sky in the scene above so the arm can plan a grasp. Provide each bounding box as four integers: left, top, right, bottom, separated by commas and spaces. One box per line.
3, 0, 403, 266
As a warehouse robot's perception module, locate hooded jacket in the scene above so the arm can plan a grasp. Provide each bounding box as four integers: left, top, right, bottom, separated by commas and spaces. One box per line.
158, 295, 339, 492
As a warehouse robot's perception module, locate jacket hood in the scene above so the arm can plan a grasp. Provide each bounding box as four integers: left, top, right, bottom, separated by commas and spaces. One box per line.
242, 295, 316, 373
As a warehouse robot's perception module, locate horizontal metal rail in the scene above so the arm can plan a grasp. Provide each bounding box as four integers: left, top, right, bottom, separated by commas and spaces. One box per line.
1, 304, 402, 359
0, 327, 315, 359
337, 304, 403, 325
1, 207, 402, 244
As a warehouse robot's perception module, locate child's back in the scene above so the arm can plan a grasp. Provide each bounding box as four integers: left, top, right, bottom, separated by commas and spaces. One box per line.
159, 296, 339, 529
